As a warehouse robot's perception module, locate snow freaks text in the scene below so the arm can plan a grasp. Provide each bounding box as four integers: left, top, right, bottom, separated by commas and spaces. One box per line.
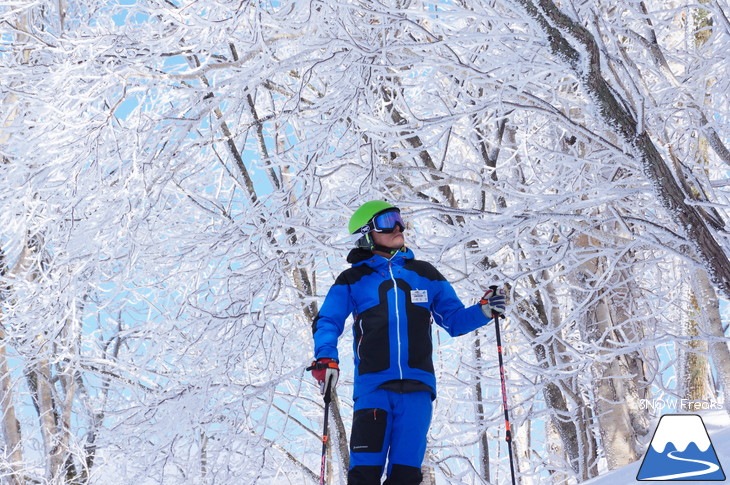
640, 398, 726, 412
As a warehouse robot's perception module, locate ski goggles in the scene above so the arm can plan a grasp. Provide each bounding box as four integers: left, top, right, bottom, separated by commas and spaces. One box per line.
368, 209, 405, 234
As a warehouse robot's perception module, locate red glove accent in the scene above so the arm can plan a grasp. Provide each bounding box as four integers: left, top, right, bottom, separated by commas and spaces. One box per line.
307, 358, 340, 394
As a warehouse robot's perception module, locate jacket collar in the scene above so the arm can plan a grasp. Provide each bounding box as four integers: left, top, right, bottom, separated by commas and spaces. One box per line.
347, 247, 414, 268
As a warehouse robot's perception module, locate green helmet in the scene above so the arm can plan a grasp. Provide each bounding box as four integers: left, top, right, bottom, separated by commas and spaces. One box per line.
348, 200, 397, 234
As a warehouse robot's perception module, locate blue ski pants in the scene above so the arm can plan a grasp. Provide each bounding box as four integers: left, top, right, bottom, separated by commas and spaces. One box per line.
347, 389, 433, 485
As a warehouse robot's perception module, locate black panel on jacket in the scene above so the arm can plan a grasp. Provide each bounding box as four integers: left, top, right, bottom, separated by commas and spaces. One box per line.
347, 248, 374, 264
378, 379, 433, 394
354, 279, 392, 375
334, 263, 377, 287
403, 259, 447, 282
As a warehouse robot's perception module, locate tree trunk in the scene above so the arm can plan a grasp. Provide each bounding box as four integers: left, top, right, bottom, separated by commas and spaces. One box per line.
517, 276, 599, 480
680, 3, 730, 410
421, 463, 437, 485
473, 329, 492, 482
32, 353, 68, 482
587, 296, 640, 469
0, 328, 23, 485
691, 269, 730, 414
0, 245, 39, 485
572, 232, 645, 470
682, 283, 715, 402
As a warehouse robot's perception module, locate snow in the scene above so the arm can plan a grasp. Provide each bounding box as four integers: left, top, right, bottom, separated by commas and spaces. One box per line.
580, 411, 730, 484
650, 414, 712, 453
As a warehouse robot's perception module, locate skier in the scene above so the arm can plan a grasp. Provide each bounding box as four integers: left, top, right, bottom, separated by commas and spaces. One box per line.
309, 200, 506, 485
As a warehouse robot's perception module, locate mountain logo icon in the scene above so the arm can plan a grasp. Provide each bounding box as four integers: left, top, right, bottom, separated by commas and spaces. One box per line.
637, 414, 726, 481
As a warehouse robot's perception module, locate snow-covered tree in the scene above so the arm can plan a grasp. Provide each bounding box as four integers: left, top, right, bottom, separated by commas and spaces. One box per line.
1, 0, 729, 483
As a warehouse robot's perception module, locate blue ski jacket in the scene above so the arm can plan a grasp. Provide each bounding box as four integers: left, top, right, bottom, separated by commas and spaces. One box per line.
312, 247, 491, 399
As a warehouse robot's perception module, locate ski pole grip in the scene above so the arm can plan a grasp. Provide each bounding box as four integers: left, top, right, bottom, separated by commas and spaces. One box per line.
323, 375, 333, 404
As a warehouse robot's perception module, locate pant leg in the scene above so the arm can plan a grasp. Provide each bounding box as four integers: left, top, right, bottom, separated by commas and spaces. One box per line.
348, 389, 392, 485
383, 391, 432, 485
383, 464, 423, 485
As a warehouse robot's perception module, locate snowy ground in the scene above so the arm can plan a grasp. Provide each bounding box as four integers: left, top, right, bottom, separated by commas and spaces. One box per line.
581, 410, 730, 484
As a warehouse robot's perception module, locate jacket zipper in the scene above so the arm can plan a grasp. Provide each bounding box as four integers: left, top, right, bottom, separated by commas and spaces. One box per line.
388, 259, 404, 380
356, 318, 363, 361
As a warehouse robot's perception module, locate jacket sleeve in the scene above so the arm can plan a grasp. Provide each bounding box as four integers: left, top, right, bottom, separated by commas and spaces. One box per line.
431, 274, 491, 337
312, 272, 355, 361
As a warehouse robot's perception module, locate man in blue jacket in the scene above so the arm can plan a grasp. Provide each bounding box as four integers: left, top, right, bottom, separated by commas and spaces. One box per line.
310, 200, 506, 485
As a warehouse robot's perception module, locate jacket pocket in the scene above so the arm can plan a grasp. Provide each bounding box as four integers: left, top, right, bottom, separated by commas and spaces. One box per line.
355, 311, 390, 375
350, 408, 388, 453
407, 305, 435, 374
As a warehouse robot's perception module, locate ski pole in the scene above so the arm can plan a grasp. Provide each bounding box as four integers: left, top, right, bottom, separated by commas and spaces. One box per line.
319, 375, 333, 485
483, 286, 517, 485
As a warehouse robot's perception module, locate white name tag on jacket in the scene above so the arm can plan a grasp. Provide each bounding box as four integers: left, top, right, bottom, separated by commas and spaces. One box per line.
411, 290, 428, 303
